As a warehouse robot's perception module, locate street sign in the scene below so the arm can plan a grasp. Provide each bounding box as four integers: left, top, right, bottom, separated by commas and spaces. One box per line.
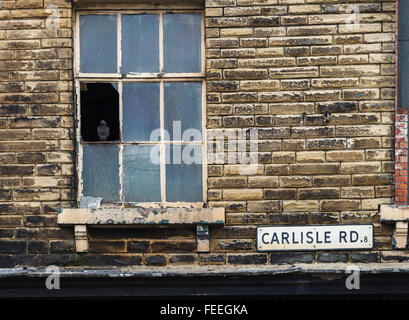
257, 224, 373, 251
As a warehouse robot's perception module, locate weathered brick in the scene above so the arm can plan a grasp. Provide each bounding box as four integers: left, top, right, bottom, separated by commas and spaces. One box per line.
151, 241, 196, 253
298, 188, 340, 199
267, 212, 309, 224
227, 253, 267, 265
280, 176, 312, 187
270, 252, 314, 264
212, 239, 253, 251
199, 254, 226, 265
224, 188, 263, 200
169, 254, 197, 265
28, 240, 49, 254
351, 252, 380, 263
317, 252, 350, 263
290, 163, 339, 175
0, 240, 26, 254
89, 241, 126, 253
320, 200, 360, 211
50, 240, 74, 253
341, 187, 375, 199
283, 200, 318, 211
247, 200, 282, 213
264, 188, 297, 200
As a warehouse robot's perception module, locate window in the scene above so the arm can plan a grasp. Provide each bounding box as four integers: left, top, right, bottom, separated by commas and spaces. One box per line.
74, 10, 205, 206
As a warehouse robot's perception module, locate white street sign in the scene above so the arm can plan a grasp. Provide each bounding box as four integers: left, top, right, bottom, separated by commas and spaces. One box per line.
257, 225, 373, 251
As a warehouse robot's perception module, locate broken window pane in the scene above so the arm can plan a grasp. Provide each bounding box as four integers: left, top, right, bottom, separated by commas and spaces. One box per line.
123, 82, 160, 142
164, 82, 202, 142
82, 145, 120, 202
163, 14, 202, 73
80, 14, 117, 73
80, 82, 120, 142
123, 145, 161, 202
122, 14, 159, 74
165, 144, 203, 202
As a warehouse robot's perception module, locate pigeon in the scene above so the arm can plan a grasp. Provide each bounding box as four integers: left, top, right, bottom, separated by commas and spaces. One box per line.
97, 120, 109, 141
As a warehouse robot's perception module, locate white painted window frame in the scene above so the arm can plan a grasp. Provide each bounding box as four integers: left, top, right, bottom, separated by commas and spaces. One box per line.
73, 9, 207, 208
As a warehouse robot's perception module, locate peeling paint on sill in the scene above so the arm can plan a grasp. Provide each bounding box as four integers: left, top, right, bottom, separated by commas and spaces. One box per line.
57, 207, 225, 225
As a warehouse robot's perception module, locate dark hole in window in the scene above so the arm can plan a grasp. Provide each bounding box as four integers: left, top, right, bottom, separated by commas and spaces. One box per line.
80, 82, 120, 142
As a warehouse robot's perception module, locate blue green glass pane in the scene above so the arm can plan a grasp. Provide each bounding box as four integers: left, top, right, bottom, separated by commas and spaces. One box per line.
80, 15, 117, 73
82, 145, 120, 201
123, 145, 161, 202
122, 14, 159, 73
163, 14, 201, 73
164, 82, 202, 142
165, 145, 203, 202
123, 82, 160, 141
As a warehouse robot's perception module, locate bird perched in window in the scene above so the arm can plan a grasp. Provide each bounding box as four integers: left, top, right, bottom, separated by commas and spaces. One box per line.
97, 120, 109, 141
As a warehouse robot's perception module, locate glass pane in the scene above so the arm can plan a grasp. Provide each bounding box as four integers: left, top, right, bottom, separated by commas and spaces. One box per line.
82, 145, 120, 202
164, 82, 202, 142
80, 15, 117, 73
166, 144, 203, 202
122, 14, 159, 74
163, 14, 201, 73
123, 82, 160, 141
123, 145, 161, 202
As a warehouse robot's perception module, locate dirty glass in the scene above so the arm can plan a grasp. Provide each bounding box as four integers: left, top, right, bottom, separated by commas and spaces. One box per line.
122, 14, 159, 74
123, 82, 160, 142
80, 14, 117, 73
163, 13, 201, 73
123, 145, 161, 202
165, 144, 203, 202
79, 11, 204, 204
82, 145, 120, 201
164, 82, 202, 141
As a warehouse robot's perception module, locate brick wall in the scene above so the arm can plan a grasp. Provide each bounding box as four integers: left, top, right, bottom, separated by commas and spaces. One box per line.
205, 0, 397, 264
396, 0, 408, 205
0, 0, 77, 267
0, 0, 404, 267
394, 109, 407, 205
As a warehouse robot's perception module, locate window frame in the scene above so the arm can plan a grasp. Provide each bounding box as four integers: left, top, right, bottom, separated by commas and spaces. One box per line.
74, 10, 205, 78
73, 10, 207, 208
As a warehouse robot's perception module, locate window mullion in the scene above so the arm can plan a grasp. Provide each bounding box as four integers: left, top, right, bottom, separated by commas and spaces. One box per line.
117, 12, 122, 74
119, 80, 124, 203
160, 80, 166, 204
159, 11, 163, 74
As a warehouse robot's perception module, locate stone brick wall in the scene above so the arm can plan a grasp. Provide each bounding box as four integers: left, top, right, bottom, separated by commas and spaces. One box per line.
0, 0, 77, 267
204, 0, 397, 264
0, 0, 404, 267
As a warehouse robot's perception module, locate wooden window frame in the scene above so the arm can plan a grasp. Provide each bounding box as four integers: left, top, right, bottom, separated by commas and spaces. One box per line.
73, 10, 207, 208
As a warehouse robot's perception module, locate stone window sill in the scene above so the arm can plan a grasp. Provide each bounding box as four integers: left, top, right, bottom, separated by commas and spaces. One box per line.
380, 205, 409, 249
57, 207, 225, 253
